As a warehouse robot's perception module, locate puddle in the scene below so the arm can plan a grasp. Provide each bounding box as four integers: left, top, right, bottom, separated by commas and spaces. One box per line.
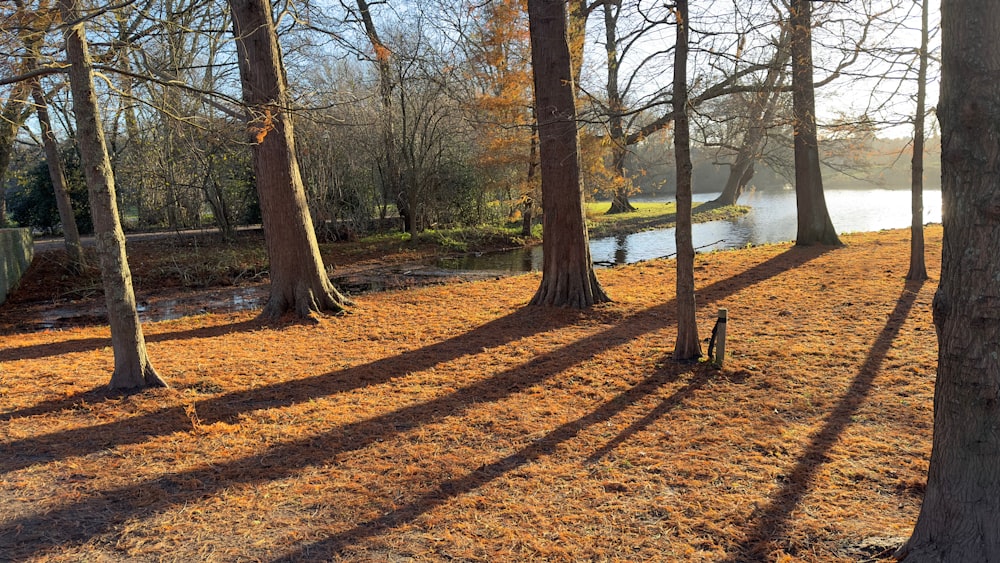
137, 286, 269, 322
15, 265, 510, 332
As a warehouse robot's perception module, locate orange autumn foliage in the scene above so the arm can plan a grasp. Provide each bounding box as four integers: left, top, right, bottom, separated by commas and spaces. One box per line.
0, 226, 940, 561
464, 0, 537, 209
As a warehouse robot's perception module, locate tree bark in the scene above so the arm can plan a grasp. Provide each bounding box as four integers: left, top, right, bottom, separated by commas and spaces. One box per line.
229, 0, 351, 321
671, 0, 700, 361
59, 0, 165, 389
522, 119, 538, 238
567, 0, 589, 96
712, 29, 790, 207
0, 81, 31, 227
527, 0, 609, 308
897, 1, 1000, 560
905, 0, 929, 281
355, 0, 408, 234
602, 0, 636, 215
32, 82, 86, 272
790, 0, 840, 246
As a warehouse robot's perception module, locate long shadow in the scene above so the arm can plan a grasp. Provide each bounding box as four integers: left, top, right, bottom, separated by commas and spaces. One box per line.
1, 246, 829, 558
1, 300, 680, 558
585, 368, 750, 465
0, 308, 572, 474
271, 365, 718, 562
0, 386, 124, 424
1, 245, 828, 475
722, 279, 926, 562
0, 319, 263, 363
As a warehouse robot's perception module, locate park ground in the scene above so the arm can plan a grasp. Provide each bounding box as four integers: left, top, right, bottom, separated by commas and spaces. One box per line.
0, 224, 938, 561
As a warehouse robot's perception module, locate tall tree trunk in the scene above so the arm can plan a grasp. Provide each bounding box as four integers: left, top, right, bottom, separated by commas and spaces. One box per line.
790, 0, 840, 246
527, 0, 609, 308
672, 0, 700, 361
59, 0, 165, 389
20, 28, 85, 270
897, 1, 1000, 560
0, 81, 31, 227
229, 0, 351, 321
897, 0, 1000, 563
906, 0, 929, 281
355, 0, 408, 234
603, 0, 635, 215
32, 81, 86, 272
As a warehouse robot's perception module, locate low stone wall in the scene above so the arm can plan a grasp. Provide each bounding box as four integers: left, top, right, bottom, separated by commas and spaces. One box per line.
1, 228, 33, 305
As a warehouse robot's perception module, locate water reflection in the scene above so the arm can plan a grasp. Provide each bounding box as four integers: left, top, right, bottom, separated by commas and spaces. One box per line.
442, 188, 943, 272
438, 246, 544, 272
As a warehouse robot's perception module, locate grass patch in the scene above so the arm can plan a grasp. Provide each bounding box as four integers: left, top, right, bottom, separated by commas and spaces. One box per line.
586, 199, 750, 239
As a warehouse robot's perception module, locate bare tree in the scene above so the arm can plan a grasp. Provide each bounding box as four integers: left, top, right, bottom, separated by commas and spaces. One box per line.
905, 0, 929, 281
709, 27, 791, 206
601, 0, 637, 214
58, 0, 166, 389
229, 0, 351, 321
672, 0, 700, 361
31, 81, 86, 271
353, 0, 409, 235
527, 0, 609, 308
0, 82, 32, 227
16, 4, 86, 270
897, 0, 1000, 559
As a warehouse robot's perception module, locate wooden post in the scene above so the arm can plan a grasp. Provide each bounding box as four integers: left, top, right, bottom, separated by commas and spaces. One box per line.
716, 308, 728, 365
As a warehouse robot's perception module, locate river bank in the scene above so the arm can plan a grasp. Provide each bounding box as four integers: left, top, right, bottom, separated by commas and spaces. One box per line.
2, 201, 747, 332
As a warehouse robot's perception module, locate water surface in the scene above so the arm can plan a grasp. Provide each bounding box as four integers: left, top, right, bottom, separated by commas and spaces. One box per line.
445, 188, 943, 271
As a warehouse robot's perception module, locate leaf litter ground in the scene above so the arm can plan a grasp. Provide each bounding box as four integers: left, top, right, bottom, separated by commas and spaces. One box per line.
0, 227, 940, 562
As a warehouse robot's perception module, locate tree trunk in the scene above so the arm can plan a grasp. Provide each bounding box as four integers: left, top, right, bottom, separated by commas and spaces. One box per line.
527, 0, 609, 308
897, 1, 1000, 560
20, 29, 85, 270
567, 0, 589, 96
672, 0, 701, 361
602, 0, 636, 215
522, 121, 538, 238
906, 0, 929, 281
355, 0, 406, 234
59, 0, 165, 389
0, 81, 31, 227
229, 0, 351, 321
32, 82, 86, 272
712, 30, 790, 207
790, 0, 840, 246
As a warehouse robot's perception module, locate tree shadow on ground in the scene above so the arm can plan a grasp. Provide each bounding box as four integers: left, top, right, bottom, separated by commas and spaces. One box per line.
0, 385, 136, 424
272, 363, 725, 562
0, 318, 263, 363
721, 279, 926, 562
0, 308, 573, 476
0, 245, 831, 559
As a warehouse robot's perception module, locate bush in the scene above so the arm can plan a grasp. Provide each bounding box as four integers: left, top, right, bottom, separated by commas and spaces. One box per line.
6, 146, 92, 235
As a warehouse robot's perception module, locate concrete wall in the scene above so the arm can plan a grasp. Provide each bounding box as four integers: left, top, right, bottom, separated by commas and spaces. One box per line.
1, 228, 33, 305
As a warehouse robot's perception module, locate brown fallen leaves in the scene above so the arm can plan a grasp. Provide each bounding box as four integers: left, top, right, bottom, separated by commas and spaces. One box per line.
0, 226, 940, 562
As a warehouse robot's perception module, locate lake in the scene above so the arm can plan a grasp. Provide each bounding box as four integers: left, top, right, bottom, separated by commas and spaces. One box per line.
438, 188, 943, 271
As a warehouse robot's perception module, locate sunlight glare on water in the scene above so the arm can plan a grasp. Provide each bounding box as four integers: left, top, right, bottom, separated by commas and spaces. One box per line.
446, 188, 944, 271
